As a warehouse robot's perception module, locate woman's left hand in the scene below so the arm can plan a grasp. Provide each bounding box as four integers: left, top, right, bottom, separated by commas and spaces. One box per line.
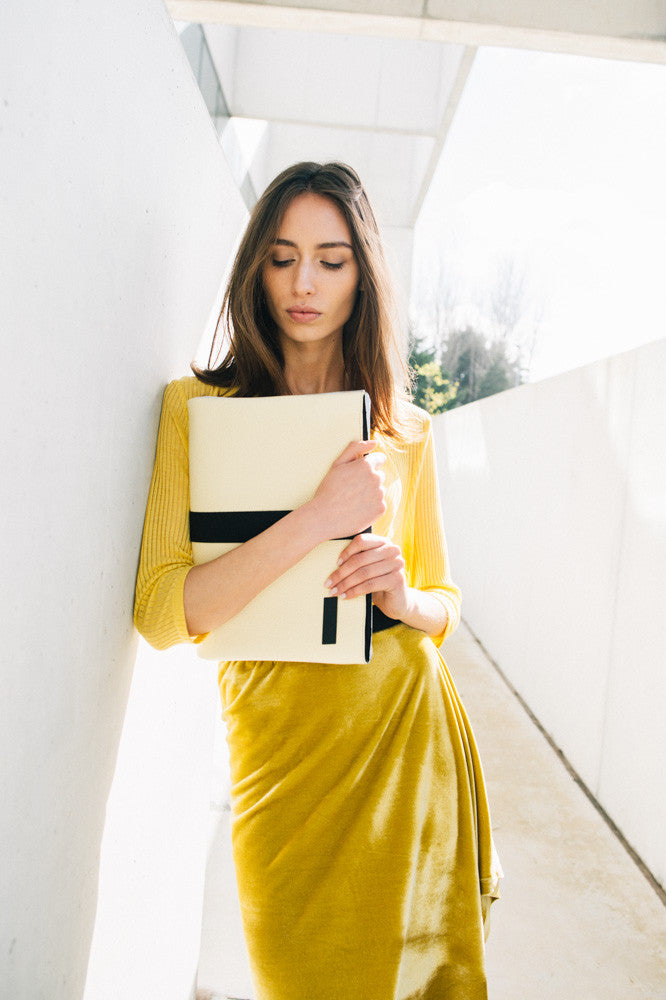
325, 533, 411, 621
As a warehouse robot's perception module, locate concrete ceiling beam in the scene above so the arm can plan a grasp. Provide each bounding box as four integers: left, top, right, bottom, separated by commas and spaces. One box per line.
168, 0, 666, 64
205, 25, 469, 134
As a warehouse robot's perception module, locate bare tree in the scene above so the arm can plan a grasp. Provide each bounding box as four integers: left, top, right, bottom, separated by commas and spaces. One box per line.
411, 251, 546, 387
489, 258, 526, 342
487, 257, 545, 382
411, 256, 461, 360
431, 258, 460, 358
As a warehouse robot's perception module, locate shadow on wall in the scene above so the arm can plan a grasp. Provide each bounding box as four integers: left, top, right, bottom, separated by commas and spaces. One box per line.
1, 2, 246, 997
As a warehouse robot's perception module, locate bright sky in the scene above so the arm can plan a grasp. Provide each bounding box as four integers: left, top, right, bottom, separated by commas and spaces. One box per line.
412, 47, 666, 382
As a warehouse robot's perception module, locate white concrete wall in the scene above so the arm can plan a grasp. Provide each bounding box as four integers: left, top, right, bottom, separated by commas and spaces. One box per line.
433, 339, 666, 889
0, 3, 246, 998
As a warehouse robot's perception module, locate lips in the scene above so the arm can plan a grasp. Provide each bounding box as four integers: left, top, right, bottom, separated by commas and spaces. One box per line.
287, 307, 321, 323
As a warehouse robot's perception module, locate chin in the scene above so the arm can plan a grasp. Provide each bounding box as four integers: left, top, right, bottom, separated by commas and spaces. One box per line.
282, 326, 342, 347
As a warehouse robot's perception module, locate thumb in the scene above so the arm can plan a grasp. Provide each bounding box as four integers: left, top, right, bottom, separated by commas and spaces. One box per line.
333, 440, 377, 466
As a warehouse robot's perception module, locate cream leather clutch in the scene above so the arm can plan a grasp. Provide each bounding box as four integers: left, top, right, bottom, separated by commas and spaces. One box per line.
188, 391, 372, 664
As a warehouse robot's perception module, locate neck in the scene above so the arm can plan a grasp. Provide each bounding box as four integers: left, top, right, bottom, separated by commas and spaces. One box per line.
282, 337, 346, 395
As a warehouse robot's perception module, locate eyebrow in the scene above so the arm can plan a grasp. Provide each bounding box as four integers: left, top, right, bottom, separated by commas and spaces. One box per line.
274, 238, 353, 250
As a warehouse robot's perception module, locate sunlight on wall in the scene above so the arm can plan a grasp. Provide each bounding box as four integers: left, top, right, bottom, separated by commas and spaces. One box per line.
443, 403, 490, 476
433, 338, 666, 889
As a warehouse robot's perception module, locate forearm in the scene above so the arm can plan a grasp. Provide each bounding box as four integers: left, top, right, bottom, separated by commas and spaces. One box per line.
183, 500, 326, 636
393, 586, 449, 637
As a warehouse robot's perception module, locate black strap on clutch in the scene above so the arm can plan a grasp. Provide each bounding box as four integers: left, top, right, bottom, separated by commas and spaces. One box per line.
372, 607, 401, 634
190, 510, 289, 543
189, 510, 360, 545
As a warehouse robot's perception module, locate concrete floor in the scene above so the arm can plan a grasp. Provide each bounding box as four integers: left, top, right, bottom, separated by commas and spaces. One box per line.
448, 623, 666, 1000
197, 622, 666, 1000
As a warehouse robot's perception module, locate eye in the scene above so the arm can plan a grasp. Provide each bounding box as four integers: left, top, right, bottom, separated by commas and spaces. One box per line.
321, 261, 345, 270
271, 258, 294, 268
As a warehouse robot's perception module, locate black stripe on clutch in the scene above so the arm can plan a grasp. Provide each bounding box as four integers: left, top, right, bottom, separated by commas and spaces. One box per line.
190, 510, 291, 543
322, 596, 338, 645
190, 510, 357, 544
362, 391, 370, 439
372, 606, 401, 634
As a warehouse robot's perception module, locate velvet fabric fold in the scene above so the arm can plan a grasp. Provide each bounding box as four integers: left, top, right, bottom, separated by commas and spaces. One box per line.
220, 624, 501, 1000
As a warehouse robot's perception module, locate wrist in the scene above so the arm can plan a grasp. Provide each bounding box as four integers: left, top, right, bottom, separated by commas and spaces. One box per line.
401, 586, 422, 623
294, 498, 330, 549
399, 587, 448, 637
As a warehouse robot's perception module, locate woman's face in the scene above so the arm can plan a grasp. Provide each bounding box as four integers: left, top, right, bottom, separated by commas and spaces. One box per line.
262, 192, 360, 352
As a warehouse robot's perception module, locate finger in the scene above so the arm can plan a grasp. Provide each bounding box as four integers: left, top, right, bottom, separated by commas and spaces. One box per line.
337, 532, 383, 564
336, 569, 404, 602
332, 563, 394, 597
324, 536, 380, 590
335, 552, 403, 592
334, 534, 391, 575
333, 439, 377, 465
328, 545, 404, 593
338, 542, 399, 578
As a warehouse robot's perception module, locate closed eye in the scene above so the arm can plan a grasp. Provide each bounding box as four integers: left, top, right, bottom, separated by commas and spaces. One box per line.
270, 258, 346, 270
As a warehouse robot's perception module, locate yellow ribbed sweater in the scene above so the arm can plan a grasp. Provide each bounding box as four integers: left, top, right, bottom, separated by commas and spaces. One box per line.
134, 376, 462, 651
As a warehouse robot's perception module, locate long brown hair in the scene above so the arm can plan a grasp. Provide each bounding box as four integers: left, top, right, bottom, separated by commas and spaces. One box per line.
193, 161, 412, 437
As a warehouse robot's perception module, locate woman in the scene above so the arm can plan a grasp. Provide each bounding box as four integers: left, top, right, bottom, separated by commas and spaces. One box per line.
134, 161, 501, 1000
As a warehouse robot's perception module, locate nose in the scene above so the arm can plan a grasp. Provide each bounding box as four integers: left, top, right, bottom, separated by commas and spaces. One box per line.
292, 259, 315, 297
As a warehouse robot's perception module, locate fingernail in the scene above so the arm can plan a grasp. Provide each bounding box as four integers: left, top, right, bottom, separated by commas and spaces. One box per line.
339, 593, 346, 600
325, 578, 332, 588
337, 558, 343, 567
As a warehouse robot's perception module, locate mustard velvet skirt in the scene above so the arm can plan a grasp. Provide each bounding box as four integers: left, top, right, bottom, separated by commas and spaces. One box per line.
218, 624, 501, 1000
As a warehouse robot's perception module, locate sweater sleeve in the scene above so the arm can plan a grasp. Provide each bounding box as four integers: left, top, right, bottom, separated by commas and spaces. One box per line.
133, 380, 203, 650
407, 415, 462, 647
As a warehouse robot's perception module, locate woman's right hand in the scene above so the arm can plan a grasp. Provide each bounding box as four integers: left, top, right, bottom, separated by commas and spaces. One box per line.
308, 440, 387, 541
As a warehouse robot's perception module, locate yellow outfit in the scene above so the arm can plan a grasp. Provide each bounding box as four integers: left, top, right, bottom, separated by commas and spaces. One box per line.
135, 376, 501, 1000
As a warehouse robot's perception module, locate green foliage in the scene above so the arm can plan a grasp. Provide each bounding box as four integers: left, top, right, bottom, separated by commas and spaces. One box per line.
415, 361, 459, 415
409, 328, 521, 412
408, 338, 458, 415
